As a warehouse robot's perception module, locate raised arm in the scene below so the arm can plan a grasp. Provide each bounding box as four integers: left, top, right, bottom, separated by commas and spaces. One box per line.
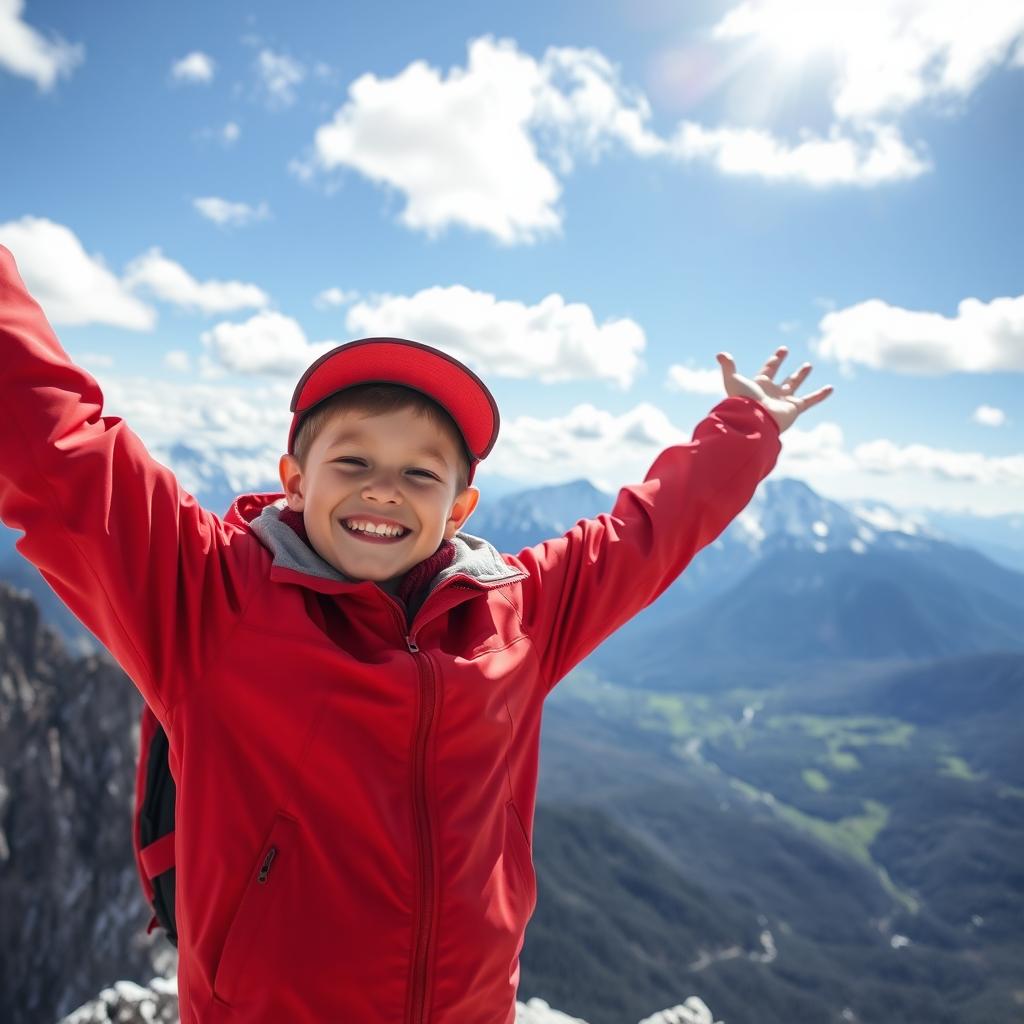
509, 339, 836, 696
0, 244, 257, 723
508, 395, 783, 695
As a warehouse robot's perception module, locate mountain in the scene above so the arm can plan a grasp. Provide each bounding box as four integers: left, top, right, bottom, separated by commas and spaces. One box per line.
467, 477, 617, 550
590, 541, 1024, 690
586, 480, 1024, 687
905, 506, 1024, 574
536, 652, 1024, 1024
0, 554, 98, 657
0, 585, 169, 1024
776, 652, 1024, 790
471, 477, 1024, 665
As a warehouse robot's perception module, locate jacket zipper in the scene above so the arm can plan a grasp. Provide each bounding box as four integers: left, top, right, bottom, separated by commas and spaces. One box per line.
381, 575, 525, 1024
405, 628, 434, 1024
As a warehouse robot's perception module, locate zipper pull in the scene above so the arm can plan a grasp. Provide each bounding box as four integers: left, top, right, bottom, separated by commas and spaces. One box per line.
258, 846, 277, 883
406, 634, 419, 653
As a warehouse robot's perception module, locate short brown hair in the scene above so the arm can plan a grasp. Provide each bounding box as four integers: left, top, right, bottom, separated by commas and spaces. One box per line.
292, 383, 473, 495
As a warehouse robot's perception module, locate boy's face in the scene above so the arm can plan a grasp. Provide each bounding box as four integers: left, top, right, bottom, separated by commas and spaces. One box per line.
278, 406, 479, 593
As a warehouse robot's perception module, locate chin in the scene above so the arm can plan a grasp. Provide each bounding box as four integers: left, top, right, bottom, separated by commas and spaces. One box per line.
344, 561, 403, 583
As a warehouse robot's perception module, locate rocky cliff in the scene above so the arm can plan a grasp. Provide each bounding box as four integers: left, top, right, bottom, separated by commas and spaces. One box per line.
0, 583, 173, 1023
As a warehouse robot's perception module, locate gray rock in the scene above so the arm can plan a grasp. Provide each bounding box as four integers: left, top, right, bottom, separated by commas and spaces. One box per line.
55, 978, 724, 1024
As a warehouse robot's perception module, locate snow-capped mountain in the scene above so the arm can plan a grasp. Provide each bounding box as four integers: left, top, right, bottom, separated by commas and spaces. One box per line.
467, 477, 617, 553
734, 477, 949, 556
586, 477, 1024, 676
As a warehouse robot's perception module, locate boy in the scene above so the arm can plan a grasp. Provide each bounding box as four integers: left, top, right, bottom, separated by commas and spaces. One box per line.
0, 243, 831, 1023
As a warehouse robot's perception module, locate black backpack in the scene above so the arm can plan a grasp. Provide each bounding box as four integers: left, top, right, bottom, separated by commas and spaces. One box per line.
133, 702, 178, 946
131, 591, 337, 948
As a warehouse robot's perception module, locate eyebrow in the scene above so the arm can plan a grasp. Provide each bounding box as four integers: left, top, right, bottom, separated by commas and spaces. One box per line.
325, 429, 449, 465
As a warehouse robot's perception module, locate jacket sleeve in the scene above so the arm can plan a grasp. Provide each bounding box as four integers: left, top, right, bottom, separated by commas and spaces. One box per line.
0, 243, 256, 723
508, 395, 782, 696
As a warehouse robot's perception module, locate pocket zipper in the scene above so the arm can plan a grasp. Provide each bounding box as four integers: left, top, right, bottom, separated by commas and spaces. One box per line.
257, 846, 277, 884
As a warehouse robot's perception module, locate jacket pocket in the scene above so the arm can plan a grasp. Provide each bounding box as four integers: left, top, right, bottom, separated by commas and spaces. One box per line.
212, 811, 300, 1006
504, 799, 537, 919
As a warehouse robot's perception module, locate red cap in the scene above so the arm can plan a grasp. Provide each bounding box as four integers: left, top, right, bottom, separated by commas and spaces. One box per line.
288, 337, 499, 486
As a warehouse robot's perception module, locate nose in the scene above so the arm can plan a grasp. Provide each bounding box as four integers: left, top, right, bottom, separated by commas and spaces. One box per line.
360, 468, 403, 503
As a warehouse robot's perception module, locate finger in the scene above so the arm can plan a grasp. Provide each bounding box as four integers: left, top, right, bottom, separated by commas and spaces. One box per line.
717, 352, 738, 379
781, 362, 813, 392
757, 345, 789, 380
797, 385, 834, 408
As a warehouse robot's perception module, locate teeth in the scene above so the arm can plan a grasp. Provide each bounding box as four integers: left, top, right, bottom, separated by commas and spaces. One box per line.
344, 520, 406, 538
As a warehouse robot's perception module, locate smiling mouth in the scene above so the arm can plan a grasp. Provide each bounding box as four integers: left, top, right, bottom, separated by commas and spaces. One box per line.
340, 521, 411, 544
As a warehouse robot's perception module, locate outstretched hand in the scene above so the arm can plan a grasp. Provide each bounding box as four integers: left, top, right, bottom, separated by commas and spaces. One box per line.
716, 346, 834, 434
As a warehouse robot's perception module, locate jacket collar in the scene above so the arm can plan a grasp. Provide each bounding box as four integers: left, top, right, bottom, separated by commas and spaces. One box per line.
226, 494, 526, 610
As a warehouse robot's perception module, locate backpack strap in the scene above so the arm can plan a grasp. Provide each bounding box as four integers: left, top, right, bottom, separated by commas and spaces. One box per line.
140, 830, 176, 879
133, 703, 179, 947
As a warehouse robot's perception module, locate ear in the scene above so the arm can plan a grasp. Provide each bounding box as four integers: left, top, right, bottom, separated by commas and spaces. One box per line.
279, 454, 306, 512
444, 486, 480, 540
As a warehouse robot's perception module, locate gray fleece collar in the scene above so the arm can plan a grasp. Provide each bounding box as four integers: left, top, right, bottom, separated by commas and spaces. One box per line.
248, 497, 521, 590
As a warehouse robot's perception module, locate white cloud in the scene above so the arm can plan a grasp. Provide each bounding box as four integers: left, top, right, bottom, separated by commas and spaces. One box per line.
812, 292, 1024, 375
972, 405, 1007, 427
193, 196, 270, 227
86, 365, 1024, 514
171, 51, 215, 84
504, 388, 1024, 498
0, 0, 84, 91
313, 287, 358, 309
164, 350, 192, 372
196, 283, 644, 389
491, 399, 1024, 497
300, 37, 563, 243
344, 283, 646, 388
0, 216, 155, 329
665, 363, 724, 395
530, 44, 666, 170
200, 310, 337, 376
223, 121, 240, 144
854, 437, 1024, 486
714, 0, 1024, 123
255, 48, 305, 108
122, 247, 271, 314
668, 120, 928, 186
100, 374, 293, 481
296, 32, 956, 243
488, 401, 688, 489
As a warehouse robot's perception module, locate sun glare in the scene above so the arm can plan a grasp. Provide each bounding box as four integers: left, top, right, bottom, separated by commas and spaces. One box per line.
717, 0, 880, 66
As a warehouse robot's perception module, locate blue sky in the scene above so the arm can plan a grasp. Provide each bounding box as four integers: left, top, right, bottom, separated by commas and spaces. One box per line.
2, 0, 1022, 514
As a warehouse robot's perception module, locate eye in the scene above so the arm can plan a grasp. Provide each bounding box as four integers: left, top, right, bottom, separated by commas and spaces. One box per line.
331, 460, 436, 479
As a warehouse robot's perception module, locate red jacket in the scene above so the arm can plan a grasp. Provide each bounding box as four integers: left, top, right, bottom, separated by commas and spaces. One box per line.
0, 243, 782, 1023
